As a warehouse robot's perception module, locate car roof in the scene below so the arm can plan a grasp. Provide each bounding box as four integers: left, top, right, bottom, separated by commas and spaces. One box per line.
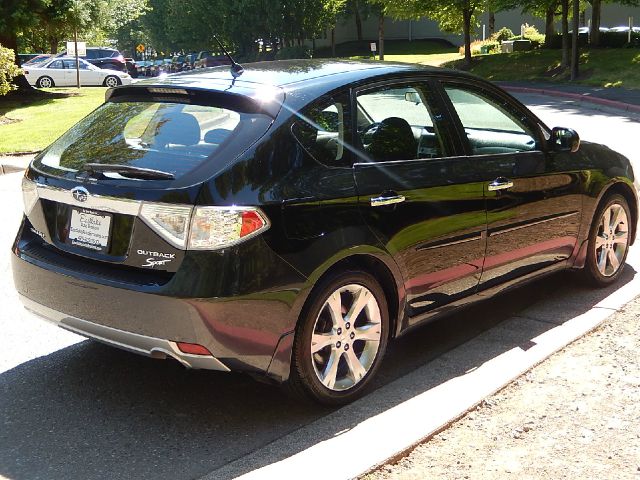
134, 59, 464, 90
110, 59, 475, 118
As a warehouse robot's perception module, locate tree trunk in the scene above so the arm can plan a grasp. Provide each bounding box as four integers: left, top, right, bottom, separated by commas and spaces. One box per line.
545, 3, 556, 37
354, 0, 363, 41
378, 13, 384, 60
463, 7, 472, 66
590, 0, 601, 46
571, 0, 579, 80
489, 11, 495, 35
561, 0, 569, 68
331, 28, 336, 57
0, 32, 35, 91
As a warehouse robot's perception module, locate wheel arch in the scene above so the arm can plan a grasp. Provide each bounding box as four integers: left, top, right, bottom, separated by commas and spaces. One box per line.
572, 179, 638, 269
265, 250, 406, 384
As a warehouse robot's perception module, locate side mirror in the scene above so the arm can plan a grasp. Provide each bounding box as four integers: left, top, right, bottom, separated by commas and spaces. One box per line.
404, 92, 421, 104
551, 127, 580, 153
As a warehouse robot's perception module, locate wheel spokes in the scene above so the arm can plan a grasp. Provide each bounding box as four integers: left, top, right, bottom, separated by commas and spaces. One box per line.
344, 348, 367, 383
311, 332, 337, 353
310, 283, 383, 392
353, 323, 381, 342
320, 349, 341, 389
608, 248, 620, 271
326, 291, 343, 327
345, 286, 370, 323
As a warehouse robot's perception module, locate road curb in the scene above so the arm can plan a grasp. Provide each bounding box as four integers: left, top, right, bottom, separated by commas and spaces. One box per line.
203, 268, 640, 480
503, 85, 640, 114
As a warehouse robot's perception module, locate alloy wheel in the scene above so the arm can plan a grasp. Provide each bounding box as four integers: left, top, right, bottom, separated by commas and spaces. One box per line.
105, 76, 119, 87
310, 284, 382, 391
594, 202, 629, 277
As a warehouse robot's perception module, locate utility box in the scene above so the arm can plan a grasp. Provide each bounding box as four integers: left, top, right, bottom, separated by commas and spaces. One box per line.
513, 39, 532, 51
501, 41, 514, 53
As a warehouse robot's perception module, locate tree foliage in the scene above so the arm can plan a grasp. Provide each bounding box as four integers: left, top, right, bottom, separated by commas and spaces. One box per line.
0, 43, 22, 95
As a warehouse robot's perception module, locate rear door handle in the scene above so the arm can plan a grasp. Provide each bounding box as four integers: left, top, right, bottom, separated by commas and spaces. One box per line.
487, 177, 514, 191
370, 194, 406, 207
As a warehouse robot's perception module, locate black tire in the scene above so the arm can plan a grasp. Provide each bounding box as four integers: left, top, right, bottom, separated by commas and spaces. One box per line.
285, 270, 389, 406
36, 76, 54, 88
103, 75, 121, 88
581, 193, 631, 287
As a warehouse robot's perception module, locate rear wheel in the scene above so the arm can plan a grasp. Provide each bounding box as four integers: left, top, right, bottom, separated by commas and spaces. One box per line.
36, 76, 54, 88
582, 194, 631, 287
286, 271, 389, 405
104, 75, 121, 87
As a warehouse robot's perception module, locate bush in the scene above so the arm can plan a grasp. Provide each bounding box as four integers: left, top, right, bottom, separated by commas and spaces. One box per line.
459, 40, 500, 56
491, 27, 514, 43
599, 31, 640, 48
544, 33, 589, 49
275, 45, 312, 60
0, 44, 22, 96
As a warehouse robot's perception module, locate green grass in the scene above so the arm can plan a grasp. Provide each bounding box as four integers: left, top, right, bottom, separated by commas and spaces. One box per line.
0, 87, 107, 154
443, 48, 640, 89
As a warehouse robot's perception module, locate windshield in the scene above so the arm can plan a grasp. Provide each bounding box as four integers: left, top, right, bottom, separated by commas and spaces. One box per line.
34, 100, 274, 185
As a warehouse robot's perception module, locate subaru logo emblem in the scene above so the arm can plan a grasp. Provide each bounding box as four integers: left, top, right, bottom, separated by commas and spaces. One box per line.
71, 186, 89, 203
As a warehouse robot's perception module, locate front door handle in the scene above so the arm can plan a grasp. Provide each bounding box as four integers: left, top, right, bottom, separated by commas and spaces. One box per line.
488, 177, 514, 191
370, 194, 406, 207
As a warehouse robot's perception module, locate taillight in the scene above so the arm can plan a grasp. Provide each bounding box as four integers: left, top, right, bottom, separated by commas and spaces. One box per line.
140, 204, 192, 249
138, 203, 269, 251
21, 176, 39, 215
115, 54, 125, 63
188, 206, 269, 250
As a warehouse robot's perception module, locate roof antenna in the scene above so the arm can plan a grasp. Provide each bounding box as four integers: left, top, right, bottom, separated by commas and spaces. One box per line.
214, 36, 244, 78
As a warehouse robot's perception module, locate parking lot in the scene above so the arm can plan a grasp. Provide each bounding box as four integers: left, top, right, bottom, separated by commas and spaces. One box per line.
1, 93, 639, 480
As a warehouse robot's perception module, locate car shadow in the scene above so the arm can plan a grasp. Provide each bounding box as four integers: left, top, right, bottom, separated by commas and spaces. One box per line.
0, 267, 635, 480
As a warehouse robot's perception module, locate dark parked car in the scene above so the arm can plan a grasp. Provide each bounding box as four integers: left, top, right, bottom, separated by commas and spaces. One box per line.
170, 55, 186, 72
184, 53, 197, 70
124, 58, 138, 78
13, 60, 638, 405
17, 53, 42, 65
56, 47, 127, 72
194, 50, 230, 68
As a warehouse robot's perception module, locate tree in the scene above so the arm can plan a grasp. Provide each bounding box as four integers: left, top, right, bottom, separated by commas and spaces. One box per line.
372, 0, 483, 65
0, 0, 48, 59
0, 44, 22, 95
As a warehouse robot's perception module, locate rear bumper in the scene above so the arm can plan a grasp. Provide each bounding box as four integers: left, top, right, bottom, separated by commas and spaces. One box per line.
12, 232, 308, 376
20, 293, 230, 371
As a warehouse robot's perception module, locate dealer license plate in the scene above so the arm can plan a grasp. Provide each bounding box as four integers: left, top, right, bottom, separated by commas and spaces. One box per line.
68, 208, 112, 253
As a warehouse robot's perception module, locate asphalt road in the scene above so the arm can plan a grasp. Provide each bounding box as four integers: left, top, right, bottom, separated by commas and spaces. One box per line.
0, 94, 638, 480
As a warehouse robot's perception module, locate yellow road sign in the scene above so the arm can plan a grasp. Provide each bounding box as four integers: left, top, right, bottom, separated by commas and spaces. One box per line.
136, 44, 145, 53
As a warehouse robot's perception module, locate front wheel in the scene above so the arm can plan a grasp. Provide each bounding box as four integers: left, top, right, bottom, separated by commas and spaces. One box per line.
104, 75, 121, 88
582, 193, 631, 287
286, 271, 389, 405
36, 76, 54, 88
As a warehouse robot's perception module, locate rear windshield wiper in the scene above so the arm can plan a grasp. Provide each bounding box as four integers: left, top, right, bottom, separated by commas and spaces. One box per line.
78, 163, 175, 180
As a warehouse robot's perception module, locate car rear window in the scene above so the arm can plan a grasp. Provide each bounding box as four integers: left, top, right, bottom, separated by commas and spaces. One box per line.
34, 100, 274, 186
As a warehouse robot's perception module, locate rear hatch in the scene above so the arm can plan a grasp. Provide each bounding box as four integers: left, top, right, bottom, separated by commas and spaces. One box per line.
21, 85, 281, 282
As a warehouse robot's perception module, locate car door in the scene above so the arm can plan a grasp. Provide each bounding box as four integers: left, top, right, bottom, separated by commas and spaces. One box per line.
439, 80, 582, 291
46, 59, 67, 85
352, 80, 488, 324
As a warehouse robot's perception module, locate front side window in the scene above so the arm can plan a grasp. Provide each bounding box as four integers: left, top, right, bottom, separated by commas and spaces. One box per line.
356, 84, 445, 162
444, 86, 539, 155
292, 94, 349, 166
34, 100, 274, 183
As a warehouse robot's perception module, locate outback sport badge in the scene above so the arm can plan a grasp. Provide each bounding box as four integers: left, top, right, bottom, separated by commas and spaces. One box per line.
71, 186, 89, 203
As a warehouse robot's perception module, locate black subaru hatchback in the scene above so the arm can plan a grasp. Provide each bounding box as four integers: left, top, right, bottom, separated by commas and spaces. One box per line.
13, 60, 637, 405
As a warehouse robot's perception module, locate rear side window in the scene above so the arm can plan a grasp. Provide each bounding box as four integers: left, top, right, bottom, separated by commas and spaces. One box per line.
34, 101, 274, 185
291, 94, 350, 166
444, 86, 539, 155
